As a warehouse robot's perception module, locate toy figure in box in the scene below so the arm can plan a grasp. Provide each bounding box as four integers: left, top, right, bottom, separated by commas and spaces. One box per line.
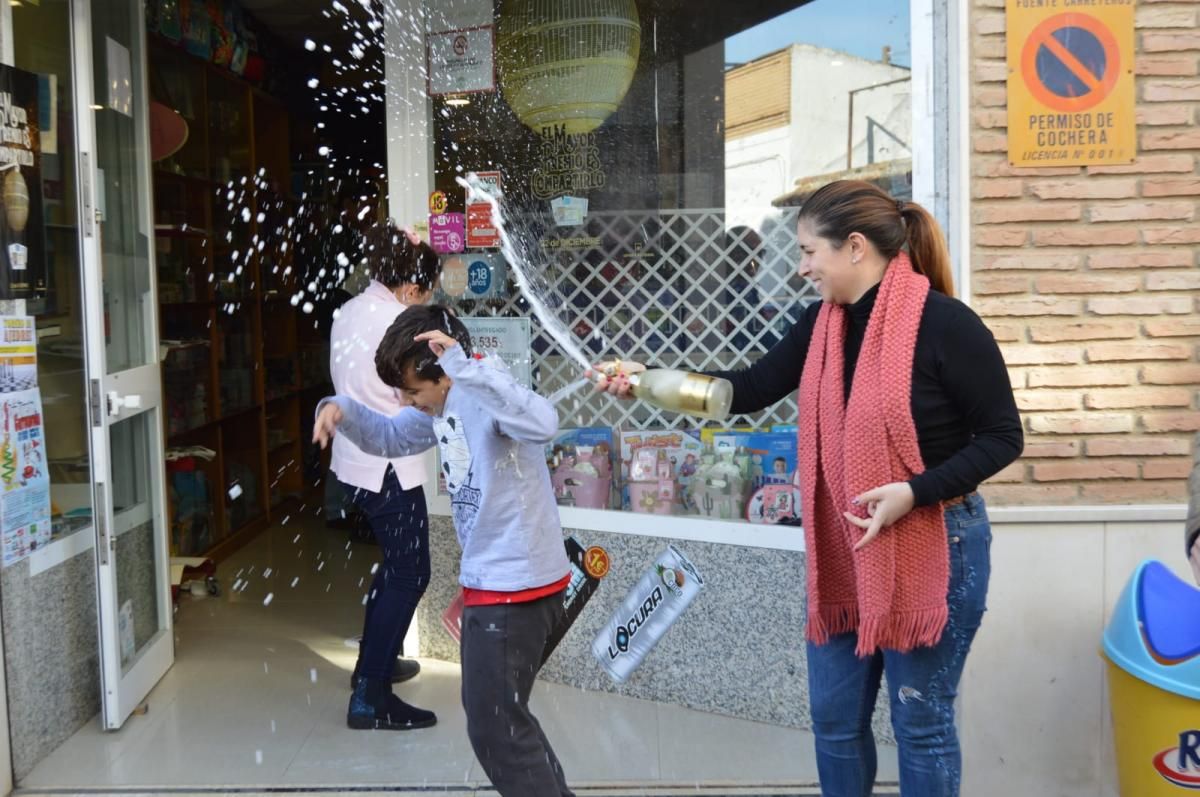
626, 446, 676, 515
617, 430, 703, 512
690, 447, 753, 520
550, 445, 612, 509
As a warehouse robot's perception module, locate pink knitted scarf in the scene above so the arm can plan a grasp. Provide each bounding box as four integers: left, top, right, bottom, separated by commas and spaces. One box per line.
798, 252, 950, 657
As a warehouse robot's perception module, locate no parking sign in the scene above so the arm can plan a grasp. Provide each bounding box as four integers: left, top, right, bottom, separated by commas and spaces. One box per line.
1006, 2, 1134, 167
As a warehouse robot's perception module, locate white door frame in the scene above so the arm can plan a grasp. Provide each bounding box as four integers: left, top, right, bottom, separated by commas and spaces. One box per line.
70, 0, 174, 730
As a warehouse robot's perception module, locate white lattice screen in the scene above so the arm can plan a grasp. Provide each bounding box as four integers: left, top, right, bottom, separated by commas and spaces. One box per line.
444, 208, 819, 431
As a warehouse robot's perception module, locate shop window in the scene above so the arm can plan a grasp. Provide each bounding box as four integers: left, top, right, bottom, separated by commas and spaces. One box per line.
428, 0, 915, 522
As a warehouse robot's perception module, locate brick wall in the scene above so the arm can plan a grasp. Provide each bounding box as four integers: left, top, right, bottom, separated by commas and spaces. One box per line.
971, 0, 1199, 506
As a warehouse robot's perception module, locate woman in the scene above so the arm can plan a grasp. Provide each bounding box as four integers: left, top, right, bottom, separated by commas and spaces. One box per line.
596, 180, 1023, 796
1188, 432, 1200, 586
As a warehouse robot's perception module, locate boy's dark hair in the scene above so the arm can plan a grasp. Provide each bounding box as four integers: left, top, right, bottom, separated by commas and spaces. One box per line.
375, 304, 473, 388
361, 222, 442, 291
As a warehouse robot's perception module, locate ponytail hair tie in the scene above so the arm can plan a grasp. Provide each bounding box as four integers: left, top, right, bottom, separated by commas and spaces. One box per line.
896, 199, 906, 214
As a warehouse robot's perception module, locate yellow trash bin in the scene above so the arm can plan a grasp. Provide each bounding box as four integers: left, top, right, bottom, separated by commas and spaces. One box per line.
1103, 559, 1200, 794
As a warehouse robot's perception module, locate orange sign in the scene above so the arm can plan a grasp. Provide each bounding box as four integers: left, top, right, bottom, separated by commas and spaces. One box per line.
584, 546, 611, 579
428, 190, 448, 215
1006, 3, 1134, 167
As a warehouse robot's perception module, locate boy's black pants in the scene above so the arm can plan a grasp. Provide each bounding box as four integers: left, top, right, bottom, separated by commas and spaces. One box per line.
461, 590, 574, 797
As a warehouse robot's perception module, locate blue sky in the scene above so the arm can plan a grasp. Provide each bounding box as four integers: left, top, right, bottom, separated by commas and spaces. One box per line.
725, 0, 912, 68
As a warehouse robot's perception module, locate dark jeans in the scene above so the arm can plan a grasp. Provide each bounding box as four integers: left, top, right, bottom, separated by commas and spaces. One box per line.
343, 467, 430, 680
461, 591, 574, 797
807, 492, 992, 797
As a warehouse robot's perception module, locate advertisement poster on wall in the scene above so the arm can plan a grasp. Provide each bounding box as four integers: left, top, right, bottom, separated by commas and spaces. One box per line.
0, 388, 51, 567
0, 65, 46, 300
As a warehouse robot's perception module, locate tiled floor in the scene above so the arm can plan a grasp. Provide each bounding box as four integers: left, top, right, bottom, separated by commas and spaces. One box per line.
19, 517, 898, 793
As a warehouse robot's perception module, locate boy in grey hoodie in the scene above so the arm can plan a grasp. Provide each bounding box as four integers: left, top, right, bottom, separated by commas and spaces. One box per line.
313, 305, 574, 797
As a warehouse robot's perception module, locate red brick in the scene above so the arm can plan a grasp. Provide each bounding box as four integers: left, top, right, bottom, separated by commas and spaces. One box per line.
1144, 227, 1200, 245
1143, 412, 1200, 432
977, 297, 1082, 317
1143, 177, 1200, 197
1136, 57, 1200, 77
986, 322, 1025, 343
1029, 414, 1134, 435
1081, 481, 1187, 502
1090, 202, 1195, 223
1145, 317, 1200, 337
976, 203, 1081, 224
974, 132, 1008, 153
1142, 33, 1200, 53
1028, 366, 1136, 388
1143, 80, 1200, 102
976, 253, 1081, 271
1035, 275, 1140, 294
1085, 387, 1194, 410
982, 484, 1080, 505
1087, 437, 1192, 457
974, 61, 1007, 83
973, 39, 1007, 60
1015, 390, 1080, 412
1089, 154, 1194, 175
1146, 273, 1200, 292
1029, 179, 1138, 200
973, 109, 1008, 130
1033, 461, 1139, 481
1141, 130, 1200, 150
1024, 439, 1082, 458
1090, 251, 1194, 269
1028, 321, 1138, 342
974, 179, 1023, 199
998, 345, 1083, 365
1137, 6, 1199, 28
974, 275, 1030, 295
1087, 342, 1193, 361
1088, 296, 1194, 316
990, 462, 1026, 483
974, 160, 1080, 178
974, 87, 1007, 108
975, 13, 1005, 35
1137, 105, 1195, 126
1144, 459, 1194, 480
976, 227, 1029, 247
1143, 364, 1200, 385
1035, 227, 1139, 247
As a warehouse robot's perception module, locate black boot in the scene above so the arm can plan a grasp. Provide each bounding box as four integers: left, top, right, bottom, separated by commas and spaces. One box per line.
347, 676, 436, 731
350, 657, 421, 689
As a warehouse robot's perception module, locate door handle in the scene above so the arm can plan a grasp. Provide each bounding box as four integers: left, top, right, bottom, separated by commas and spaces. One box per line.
107, 392, 142, 417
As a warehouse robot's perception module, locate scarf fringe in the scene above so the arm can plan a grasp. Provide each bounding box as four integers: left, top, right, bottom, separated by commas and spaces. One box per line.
806, 602, 860, 647
855, 605, 950, 658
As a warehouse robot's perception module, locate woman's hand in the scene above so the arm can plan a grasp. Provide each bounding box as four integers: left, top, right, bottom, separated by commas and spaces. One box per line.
1190, 536, 1200, 587
414, 330, 460, 358
843, 482, 916, 551
587, 359, 646, 399
312, 403, 344, 449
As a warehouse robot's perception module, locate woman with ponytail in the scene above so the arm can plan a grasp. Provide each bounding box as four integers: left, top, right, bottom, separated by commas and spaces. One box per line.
596, 180, 1022, 796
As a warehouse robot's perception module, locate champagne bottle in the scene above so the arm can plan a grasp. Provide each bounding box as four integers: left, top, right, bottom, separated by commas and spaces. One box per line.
601, 363, 733, 421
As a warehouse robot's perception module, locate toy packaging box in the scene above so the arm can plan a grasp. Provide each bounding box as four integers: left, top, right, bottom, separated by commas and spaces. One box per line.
546, 428, 615, 509
617, 429, 704, 514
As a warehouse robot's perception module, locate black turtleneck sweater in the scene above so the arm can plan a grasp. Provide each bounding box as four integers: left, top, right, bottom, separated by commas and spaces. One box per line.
707, 285, 1024, 507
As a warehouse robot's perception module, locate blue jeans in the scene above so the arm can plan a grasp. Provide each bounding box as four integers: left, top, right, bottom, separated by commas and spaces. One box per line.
343, 467, 431, 680
807, 492, 991, 797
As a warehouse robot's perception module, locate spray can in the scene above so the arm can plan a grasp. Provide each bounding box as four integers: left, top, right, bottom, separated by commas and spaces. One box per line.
592, 544, 704, 684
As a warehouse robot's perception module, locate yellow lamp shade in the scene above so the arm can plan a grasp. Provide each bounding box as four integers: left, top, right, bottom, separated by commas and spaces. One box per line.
3, 169, 29, 234
496, 0, 641, 136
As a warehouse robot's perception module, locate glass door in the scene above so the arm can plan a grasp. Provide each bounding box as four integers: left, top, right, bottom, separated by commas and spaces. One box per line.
71, 0, 173, 729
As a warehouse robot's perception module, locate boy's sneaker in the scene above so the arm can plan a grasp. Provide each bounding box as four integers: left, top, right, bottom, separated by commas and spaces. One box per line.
347, 677, 436, 731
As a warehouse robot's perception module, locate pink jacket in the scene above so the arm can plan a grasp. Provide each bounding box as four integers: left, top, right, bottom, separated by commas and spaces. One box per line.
328, 280, 427, 492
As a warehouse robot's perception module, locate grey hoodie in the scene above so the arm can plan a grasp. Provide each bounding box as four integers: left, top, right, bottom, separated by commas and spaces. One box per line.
321, 345, 570, 591
1188, 432, 1199, 555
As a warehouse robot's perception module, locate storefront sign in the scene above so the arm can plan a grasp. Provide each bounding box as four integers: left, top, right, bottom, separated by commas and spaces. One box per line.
466, 170, 501, 248
429, 212, 465, 254
0, 388, 50, 567
1006, 3, 1135, 167
0, 65, 46, 300
439, 254, 507, 299
427, 27, 495, 96
531, 126, 606, 200
0, 316, 37, 392
551, 195, 588, 227
460, 316, 531, 387
428, 190, 448, 215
